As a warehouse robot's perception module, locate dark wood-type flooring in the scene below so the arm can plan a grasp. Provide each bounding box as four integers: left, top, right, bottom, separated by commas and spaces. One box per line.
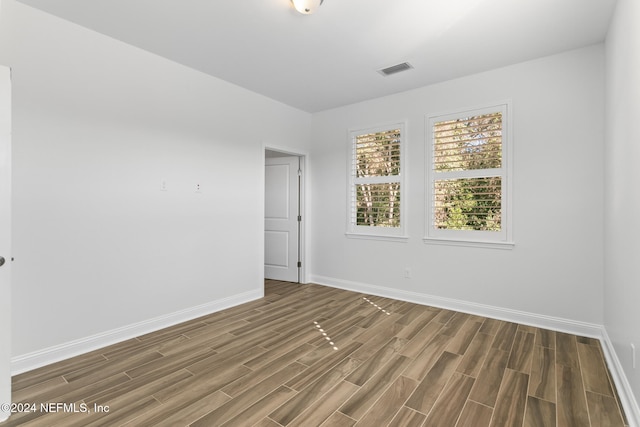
3, 280, 628, 426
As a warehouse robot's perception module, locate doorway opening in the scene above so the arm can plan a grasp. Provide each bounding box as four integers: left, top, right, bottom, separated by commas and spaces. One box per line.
264, 148, 305, 284
0, 65, 12, 423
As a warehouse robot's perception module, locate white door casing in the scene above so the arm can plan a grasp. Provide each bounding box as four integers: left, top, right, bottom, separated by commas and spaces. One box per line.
0, 65, 12, 422
265, 156, 299, 282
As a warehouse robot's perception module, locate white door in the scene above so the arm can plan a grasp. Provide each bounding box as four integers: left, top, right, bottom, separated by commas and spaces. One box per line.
0, 65, 11, 422
265, 156, 299, 282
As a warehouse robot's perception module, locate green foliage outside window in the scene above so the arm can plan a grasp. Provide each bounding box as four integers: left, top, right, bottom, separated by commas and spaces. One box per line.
433, 113, 502, 231
354, 129, 401, 227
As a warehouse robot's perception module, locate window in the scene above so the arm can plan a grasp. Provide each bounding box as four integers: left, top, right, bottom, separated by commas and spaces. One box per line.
425, 104, 513, 248
347, 123, 407, 240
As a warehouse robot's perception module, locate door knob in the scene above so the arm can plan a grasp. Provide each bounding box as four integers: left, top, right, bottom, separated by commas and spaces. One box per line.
0, 257, 4, 267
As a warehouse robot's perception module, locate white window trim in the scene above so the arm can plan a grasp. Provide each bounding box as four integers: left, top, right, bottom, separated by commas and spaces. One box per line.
424, 102, 514, 249
346, 121, 408, 241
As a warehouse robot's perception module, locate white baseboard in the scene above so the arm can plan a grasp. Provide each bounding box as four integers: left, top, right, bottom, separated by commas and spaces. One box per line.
310, 274, 639, 427
601, 329, 640, 427
310, 275, 603, 337
11, 289, 263, 376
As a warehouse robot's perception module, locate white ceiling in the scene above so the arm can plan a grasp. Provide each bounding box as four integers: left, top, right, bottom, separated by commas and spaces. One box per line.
18, 0, 617, 113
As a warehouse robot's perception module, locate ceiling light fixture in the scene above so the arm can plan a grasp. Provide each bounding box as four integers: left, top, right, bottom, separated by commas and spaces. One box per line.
291, 0, 324, 15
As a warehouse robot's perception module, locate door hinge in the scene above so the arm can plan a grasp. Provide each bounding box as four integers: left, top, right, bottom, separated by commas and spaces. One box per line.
297, 261, 302, 268
298, 215, 302, 222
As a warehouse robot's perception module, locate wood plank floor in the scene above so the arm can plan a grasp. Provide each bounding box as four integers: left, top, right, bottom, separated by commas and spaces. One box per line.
4, 280, 628, 426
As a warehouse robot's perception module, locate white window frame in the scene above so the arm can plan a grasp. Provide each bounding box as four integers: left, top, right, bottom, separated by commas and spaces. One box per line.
346, 122, 408, 241
424, 102, 513, 249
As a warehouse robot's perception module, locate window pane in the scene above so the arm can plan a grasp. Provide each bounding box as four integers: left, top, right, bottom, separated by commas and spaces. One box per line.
434, 113, 502, 172
355, 183, 400, 227
355, 129, 401, 178
434, 177, 501, 231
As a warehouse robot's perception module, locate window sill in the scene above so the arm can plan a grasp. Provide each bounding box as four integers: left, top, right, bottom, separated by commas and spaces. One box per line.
423, 237, 514, 250
346, 233, 409, 243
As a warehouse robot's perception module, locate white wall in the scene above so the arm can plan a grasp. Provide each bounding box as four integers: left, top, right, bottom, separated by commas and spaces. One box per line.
310, 45, 605, 326
604, 0, 640, 410
0, 0, 311, 363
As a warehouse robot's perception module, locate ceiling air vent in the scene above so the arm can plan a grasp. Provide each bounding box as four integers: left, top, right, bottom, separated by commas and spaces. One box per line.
378, 62, 413, 76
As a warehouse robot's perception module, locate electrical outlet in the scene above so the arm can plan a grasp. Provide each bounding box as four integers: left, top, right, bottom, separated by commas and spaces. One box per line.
404, 268, 411, 279
160, 180, 167, 191
195, 183, 201, 193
